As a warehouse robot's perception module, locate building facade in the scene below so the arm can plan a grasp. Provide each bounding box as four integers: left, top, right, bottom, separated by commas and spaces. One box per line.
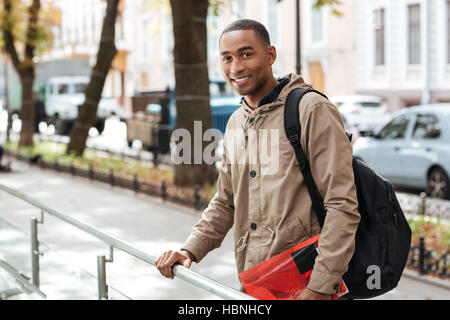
41, 0, 132, 108
0, 0, 358, 110
355, 0, 450, 111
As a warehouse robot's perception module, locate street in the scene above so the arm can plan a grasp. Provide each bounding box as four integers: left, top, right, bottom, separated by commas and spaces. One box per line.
0, 160, 449, 300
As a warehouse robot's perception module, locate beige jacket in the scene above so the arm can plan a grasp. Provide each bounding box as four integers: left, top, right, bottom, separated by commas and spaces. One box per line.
182, 73, 360, 295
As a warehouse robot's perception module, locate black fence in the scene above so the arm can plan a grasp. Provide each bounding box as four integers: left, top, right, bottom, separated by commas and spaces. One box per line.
407, 236, 448, 279
4, 148, 210, 211
4, 148, 450, 281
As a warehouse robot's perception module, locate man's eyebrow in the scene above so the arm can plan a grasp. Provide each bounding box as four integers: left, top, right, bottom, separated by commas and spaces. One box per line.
220, 46, 255, 56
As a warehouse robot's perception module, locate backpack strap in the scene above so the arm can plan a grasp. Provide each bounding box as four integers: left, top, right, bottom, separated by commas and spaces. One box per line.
284, 88, 328, 228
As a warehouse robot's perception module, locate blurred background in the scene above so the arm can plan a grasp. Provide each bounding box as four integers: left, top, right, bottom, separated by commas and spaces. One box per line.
0, 0, 449, 301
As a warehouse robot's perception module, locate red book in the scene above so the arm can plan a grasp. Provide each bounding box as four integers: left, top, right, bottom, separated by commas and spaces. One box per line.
239, 235, 349, 300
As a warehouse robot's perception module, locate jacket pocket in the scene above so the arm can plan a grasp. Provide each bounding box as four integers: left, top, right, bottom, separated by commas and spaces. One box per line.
280, 216, 310, 247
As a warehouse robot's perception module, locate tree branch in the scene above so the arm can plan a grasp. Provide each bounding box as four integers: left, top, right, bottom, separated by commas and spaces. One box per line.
24, 0, 41, 65
2, 0, 22, 72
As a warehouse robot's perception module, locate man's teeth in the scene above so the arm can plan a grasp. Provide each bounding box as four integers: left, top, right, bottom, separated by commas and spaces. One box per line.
234, 77, 249, 82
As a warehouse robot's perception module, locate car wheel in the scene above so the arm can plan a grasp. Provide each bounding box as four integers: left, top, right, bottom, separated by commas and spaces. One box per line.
95, 120, 105, 135
55, 119, 73, 136
426, 167, 450, 200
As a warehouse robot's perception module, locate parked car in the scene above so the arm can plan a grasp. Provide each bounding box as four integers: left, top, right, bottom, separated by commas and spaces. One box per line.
127, 80, 240, 157
353, 104, 450, 200
168, 79, 241, 134
330, 95, 391, 136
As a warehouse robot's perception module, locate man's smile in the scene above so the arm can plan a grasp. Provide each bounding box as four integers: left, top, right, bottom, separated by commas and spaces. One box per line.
231, 75, 252, 87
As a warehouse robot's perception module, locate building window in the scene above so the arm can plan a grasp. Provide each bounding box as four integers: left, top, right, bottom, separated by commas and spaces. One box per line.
374, 8, 385, 66
447, 0, 450, 63
232, 0, 246, 19
140, 17, 150, 60
408, 4, 421, 65
267, 0, 279, 45
311, 6, 324, 43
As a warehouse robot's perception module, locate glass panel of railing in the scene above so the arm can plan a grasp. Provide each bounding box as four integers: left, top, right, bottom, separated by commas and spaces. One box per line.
0, 217, 32, 279
0, 216, 129, 300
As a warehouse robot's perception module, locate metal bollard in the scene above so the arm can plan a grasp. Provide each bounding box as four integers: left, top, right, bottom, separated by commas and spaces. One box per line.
97, 255, 108, 300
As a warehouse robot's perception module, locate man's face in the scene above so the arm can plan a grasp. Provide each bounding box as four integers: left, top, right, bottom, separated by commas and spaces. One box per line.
219, 30, 276, 99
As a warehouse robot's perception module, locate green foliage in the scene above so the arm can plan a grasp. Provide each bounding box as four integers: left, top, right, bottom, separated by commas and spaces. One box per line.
407, 215, 450, 251
0, 0, 52, 60
312, 0, 342, 16
209, 0, 231, 16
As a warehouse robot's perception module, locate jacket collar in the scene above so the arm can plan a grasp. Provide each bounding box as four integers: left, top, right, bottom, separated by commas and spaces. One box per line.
240, 77, 291, 109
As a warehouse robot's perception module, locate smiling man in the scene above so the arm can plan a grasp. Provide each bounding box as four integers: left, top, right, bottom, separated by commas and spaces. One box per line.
156, 19, 360, 300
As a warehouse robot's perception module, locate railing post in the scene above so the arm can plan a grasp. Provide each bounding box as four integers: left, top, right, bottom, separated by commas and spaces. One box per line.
89, 162, 94, 180
133, 174, 139, 192
30, 217, 40, 288
194, 185, 200, 210
70, 161, 75, 176
419, 192, 426, 215
97, 255, 108, 300
161, 180, 168, 201
419, 236, 426, 275
109, 169, 115, 186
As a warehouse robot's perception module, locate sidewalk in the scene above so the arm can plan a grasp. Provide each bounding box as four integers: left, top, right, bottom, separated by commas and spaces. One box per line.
0, 159, 449, 300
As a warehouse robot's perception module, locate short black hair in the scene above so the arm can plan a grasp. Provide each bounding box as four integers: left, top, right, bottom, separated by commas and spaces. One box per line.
220, 19, 271, 47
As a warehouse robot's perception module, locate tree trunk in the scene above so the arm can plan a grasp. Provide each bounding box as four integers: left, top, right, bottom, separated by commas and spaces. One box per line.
66, 0, 119, 156
18, 71, 35, 147
2, 0, 41, 147
170, 0, 218, 187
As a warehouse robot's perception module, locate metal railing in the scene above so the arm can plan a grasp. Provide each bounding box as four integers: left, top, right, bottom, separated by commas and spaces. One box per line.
0, 183, 253, 300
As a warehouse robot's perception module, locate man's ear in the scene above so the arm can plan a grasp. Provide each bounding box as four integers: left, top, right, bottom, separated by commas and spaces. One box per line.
267, 45, 277, 66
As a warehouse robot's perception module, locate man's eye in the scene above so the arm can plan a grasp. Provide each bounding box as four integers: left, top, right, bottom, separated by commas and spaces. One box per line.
223, 56, 231, 62
242, 53, 252, 58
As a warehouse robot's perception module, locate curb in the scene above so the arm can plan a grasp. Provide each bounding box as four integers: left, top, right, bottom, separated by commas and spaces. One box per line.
402, 269, 450, 291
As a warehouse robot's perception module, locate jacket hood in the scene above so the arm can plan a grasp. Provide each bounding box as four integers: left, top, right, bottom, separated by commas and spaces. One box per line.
240, 73, 313, 116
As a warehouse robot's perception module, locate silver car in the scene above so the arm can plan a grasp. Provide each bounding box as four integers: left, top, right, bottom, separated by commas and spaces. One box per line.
353, 104, 450, 200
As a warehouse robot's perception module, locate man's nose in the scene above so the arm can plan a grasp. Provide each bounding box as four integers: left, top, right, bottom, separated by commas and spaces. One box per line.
230, 59, 245, 75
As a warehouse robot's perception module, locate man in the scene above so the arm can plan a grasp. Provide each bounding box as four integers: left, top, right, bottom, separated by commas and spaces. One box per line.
156, 19, 360, 300
33, 92, 45, 133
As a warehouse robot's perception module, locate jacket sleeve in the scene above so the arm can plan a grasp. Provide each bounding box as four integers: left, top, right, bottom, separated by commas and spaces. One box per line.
181, 135, 235, 263
301, 100, 361, 295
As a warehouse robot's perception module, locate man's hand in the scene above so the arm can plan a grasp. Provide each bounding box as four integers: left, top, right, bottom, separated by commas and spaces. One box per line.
297, 288, 333, 300
155, 250, 193, 279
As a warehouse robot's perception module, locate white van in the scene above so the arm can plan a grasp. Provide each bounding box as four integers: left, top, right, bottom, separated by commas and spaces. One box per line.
45, 76, 128, 135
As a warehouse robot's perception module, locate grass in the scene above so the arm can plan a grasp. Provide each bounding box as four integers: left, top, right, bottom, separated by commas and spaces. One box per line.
4, 140, 217, 201
407, 215, 450, 251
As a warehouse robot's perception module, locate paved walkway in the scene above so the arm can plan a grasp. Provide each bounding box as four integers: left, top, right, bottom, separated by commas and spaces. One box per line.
0, 159, 449, 300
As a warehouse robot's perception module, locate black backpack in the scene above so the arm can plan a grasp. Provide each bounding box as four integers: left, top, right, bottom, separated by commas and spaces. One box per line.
284, 88, 412, 299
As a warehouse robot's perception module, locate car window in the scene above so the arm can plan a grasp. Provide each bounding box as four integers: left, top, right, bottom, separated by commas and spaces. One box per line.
412, 113, 441, 139
378, 114, 410, 139
74, 83, 87, 94
355, 102, 382, 108
57, 84, 69, 94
